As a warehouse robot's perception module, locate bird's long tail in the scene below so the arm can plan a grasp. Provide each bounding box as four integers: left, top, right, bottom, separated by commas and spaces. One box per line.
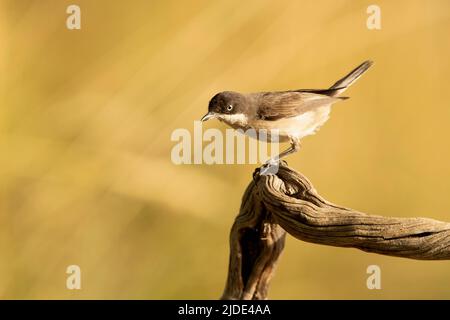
329, 60, 373, 96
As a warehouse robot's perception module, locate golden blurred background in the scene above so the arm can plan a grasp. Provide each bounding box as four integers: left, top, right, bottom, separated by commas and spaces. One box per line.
1, 0, 450, 299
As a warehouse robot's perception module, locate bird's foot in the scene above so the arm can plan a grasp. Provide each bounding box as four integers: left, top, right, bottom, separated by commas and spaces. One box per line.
259, 159, 280, 176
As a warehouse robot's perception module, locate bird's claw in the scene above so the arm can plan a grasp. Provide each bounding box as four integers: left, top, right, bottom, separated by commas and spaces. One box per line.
260, 159, 280, 176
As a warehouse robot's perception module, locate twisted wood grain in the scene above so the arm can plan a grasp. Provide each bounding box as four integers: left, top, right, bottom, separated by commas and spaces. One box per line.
222, 163, 450, 300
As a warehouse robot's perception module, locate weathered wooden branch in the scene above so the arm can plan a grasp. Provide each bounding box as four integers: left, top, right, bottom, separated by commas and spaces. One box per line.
222, 162, 450, 300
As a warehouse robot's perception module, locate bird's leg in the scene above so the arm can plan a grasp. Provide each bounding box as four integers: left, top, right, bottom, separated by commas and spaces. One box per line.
265, 137, 301, 164
260, 138, 301, 175
271, 137, 302, 162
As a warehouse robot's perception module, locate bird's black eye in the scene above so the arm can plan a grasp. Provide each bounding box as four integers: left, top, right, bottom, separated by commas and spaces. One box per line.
227, 104, 233, 111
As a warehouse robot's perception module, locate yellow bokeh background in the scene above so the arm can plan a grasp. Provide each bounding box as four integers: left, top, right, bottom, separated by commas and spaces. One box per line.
1, 0, 450, 299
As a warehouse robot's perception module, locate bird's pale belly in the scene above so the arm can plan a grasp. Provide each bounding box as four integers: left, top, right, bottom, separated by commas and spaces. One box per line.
248, 106, 331, 142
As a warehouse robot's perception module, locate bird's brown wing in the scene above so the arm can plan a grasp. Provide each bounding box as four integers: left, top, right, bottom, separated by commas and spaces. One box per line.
256, 91, 345, 121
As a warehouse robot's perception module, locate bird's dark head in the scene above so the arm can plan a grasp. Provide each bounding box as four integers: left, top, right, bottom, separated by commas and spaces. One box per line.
201, 91, 247, 122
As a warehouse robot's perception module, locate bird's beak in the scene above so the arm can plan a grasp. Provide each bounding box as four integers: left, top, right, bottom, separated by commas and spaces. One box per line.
201, 112, 215, 122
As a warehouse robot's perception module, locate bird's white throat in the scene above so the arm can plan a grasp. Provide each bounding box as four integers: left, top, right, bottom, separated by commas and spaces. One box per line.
216, 113, 248, 127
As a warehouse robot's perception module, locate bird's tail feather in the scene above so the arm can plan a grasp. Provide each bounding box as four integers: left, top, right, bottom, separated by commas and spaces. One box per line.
329, 60, 373, 96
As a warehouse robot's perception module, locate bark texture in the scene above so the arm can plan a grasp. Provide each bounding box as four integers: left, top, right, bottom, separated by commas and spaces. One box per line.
222, 162, 450, 300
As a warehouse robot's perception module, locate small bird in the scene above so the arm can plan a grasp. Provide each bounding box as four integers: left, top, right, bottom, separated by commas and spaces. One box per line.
201, 60, 373, 174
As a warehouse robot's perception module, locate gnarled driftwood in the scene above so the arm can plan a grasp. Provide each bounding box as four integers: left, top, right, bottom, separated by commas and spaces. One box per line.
222, 162, 450, 300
